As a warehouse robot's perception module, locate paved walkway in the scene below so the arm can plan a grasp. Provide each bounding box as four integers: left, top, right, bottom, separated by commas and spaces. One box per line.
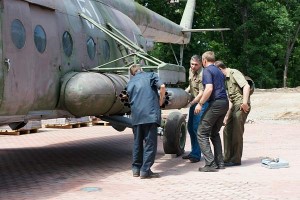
0, 120, 299, 200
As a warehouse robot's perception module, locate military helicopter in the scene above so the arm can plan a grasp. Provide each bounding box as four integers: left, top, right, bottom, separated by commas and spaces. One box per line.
0, 0, 228, 155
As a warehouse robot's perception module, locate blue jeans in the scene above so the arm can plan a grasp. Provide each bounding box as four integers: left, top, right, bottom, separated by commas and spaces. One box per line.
187, 102, 209, 160
132, 123, 158, 176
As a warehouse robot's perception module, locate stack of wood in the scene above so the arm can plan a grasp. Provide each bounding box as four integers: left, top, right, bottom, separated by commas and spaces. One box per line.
42, 116, 92, 129
0, 120, 42, 136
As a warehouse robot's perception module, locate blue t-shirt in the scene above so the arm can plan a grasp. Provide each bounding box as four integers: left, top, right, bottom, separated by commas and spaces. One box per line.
202, 64, 227, 102
126, 71, 164, 126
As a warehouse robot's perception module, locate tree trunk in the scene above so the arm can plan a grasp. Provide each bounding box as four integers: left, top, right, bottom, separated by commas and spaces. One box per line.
241, 4, 249, 71
283, 23, 300, 87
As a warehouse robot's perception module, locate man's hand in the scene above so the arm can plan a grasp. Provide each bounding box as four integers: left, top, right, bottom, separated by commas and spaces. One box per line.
159, 97, 164, 107
194, 103, 202, 115
223, 115, 228, 125
240, 103, 250, 113
159, 84, 166, 107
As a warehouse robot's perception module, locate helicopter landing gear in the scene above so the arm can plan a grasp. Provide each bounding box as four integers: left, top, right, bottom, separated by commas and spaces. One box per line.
162, 111, 187, 156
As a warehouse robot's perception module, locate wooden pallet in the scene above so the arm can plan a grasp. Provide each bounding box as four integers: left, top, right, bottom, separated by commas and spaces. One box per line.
92, 120, 110, 126
44, 122, 92, 129
0, 128, 39, 136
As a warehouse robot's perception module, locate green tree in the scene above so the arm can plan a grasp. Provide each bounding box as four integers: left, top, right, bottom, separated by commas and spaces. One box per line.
136, 0, 300, 88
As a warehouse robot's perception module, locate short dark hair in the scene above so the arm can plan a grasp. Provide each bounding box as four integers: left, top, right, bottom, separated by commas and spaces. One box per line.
215, 60, 226, 69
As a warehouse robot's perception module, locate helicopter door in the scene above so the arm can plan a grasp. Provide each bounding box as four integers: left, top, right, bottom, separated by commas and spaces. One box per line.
28, 4, 60, 111
1, 0, 35, 115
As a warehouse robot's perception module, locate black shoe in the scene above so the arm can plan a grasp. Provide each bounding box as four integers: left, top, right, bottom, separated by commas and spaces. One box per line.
140, 171, 160, 179
217, 162, 225, 169
217, 164, 225, 169
133, 171, 140, 177
189, 157, 200, 163
182, 154, 191, 159
198, 165, 218, 172
224, 162, 241, 167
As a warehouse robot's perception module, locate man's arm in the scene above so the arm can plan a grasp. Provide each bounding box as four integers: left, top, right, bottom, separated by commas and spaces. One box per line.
194, 84, 213, 114
190, 76, 204, 105
223, 99, 232, 124
191, 90, 203, 105
185, 86, 190, 93
240, 83, 250, 113
233, 70, 250, 113
159, 84, 166, 106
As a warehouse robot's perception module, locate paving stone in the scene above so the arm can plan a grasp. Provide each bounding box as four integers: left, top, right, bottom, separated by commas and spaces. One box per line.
0, 123, 299, 200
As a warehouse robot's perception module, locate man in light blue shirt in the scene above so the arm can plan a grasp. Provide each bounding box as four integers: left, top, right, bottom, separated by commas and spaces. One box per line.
127, 64, 165, 179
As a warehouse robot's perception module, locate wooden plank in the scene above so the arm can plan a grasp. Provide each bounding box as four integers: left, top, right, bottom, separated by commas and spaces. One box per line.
29, 129, 39, 133
44, 124, 73, 129
78, 122, 92, 127
0, 128, 39, 136
44, 122, 92, 129
0, 130, 20, 136
92, 120, 110, 126
19, 128, 39, 134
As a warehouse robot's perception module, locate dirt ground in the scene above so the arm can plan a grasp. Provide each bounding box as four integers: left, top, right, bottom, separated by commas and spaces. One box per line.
164, 86, 300, 123
247, 87, 300, 122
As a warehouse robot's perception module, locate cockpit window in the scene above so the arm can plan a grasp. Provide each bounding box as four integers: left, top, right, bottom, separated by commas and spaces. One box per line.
62, 31, 73, 57
87, 37, 96, 60
11, 19, 26, 49
34, 25, 46, 53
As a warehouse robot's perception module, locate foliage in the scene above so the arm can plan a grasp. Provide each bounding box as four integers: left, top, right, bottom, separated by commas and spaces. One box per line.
136, 0, 300, 88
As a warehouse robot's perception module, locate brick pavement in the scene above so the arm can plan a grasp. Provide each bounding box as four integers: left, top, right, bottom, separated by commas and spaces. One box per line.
0, 120, 299, 200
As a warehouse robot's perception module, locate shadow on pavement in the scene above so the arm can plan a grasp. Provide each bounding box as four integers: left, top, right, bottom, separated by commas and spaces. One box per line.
0, 133, 134, 199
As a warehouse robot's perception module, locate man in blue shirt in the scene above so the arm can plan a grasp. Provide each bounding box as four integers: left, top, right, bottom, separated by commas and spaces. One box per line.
194, 51, 229, 172
126, 64, 166, 179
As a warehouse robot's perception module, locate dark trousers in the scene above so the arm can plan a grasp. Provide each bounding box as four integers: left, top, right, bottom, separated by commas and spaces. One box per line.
132, 123, 158, 176
197, 99, 229, 166
223, 103, 250, 164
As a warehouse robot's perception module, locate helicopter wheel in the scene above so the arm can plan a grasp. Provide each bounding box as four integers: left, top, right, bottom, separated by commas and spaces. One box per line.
163, 111, 186, 156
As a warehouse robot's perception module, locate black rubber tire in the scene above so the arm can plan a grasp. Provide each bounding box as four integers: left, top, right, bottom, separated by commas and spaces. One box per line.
111, 124, 126, 132
8, 121, 27, 130
163, 111, 186, 156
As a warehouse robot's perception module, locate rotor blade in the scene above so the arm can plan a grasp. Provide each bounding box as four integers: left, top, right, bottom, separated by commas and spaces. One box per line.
182, 28, 231, 32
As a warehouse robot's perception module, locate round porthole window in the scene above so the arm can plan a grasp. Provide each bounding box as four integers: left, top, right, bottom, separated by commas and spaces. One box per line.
103, 40, 110, 62
11, 19, 26, 49
62, 31, 73, 57
34, 25, 46, 53
87, 37, 96, 60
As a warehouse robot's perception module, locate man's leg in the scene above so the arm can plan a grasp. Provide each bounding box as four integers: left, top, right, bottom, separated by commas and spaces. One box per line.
198, 100, 228, 172
210, 99, 228, 167
188, 104, 201, 160
230, 104, 250, 164
197, 104, 215, 167
223, 107, 234, 163
140, 123, 158, 177
186, 102, 209, 160
132, 125, 144, 176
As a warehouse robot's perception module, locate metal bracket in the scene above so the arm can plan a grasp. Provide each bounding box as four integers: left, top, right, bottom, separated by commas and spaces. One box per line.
4, 58, 11, 72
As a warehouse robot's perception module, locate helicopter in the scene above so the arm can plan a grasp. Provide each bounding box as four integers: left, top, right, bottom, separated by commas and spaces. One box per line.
0, 0, 229, 155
